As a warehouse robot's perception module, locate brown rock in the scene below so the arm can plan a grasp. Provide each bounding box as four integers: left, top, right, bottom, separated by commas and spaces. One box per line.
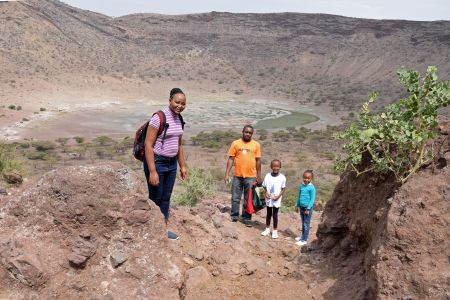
7, 254, 46, 287
184, 266, 211, 290
124, 210, 150, 226
3, 170, 23, 185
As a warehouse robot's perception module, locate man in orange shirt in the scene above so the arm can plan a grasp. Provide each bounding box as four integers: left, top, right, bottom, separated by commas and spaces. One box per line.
224, 125, 262, 226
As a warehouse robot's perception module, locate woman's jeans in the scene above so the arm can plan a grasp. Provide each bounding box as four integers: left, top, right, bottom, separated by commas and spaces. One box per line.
231, 176, 256, 220
300, 207, 313, 242
143, 154, 177, 219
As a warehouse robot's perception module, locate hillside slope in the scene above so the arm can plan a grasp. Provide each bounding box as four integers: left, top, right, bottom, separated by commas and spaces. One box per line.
0, 0, 449, 109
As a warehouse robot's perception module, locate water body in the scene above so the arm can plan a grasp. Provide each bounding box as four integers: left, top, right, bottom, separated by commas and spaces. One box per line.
17, 99, 323, 140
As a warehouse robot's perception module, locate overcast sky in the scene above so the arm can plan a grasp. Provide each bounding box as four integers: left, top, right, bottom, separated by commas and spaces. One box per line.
59, 0, 449, 21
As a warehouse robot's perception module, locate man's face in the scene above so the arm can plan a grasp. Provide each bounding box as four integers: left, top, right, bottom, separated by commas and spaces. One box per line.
242, 127, 253, 142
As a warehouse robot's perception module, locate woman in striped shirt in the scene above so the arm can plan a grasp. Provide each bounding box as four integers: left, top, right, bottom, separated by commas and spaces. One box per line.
143, 88, 187, 240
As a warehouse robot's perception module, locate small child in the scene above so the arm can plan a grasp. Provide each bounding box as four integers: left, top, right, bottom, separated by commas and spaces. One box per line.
260, 159, 286, 239
295, 170, 316, 246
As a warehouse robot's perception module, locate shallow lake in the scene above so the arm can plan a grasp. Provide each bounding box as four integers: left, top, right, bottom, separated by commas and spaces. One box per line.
17, 98, 330, 140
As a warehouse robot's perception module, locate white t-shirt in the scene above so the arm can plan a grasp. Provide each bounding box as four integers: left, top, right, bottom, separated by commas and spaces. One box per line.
262, 172, 286, 208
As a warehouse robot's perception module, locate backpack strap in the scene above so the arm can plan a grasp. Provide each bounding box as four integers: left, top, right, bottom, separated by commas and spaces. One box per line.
153, 111, 169, 144
179, 113, 185, 130
152, 111, 185, 144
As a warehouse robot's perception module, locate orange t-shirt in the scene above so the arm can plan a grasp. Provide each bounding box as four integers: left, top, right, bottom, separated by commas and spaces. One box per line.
227, 139, 261, 178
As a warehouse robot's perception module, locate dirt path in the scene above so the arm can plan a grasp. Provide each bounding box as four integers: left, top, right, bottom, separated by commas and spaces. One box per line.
168, 195, 336, 300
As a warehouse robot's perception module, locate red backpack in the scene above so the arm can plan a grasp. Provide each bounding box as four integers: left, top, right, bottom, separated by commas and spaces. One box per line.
133, 111, 185, 161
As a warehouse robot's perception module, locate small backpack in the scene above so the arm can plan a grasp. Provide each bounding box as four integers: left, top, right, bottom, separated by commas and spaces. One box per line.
133, 111, 184, 161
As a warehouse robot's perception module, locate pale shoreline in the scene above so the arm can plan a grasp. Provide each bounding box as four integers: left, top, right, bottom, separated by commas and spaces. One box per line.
0, 95, 342, 141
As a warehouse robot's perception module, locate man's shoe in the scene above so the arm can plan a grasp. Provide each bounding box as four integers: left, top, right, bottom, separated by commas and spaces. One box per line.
296, 240, 307, 246
295, 237, 302, 242
261, 228, 271, 236
241, 219, 252, 227
231, 217, 238, 222
168, 230, 179, 240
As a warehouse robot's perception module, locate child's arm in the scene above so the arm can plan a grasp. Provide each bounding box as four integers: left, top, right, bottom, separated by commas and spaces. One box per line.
273, 187, 286, 200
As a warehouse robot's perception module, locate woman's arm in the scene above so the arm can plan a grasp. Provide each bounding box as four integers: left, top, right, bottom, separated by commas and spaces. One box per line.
144, 125, 159, 186
178, 136, 187, 180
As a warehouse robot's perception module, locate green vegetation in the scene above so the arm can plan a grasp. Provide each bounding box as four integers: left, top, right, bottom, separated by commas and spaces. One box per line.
191, 130, 237, 149
335, 66, 450, 183
256, 112, 319, 129
173, 167, 216, 206
31, 141, 56, 151
0, 143, 23, 178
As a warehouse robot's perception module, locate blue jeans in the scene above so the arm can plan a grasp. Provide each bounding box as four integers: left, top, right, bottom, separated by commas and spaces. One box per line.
300, 207, 313, 242
143, 154, 177, 219
231, 176, 256, 220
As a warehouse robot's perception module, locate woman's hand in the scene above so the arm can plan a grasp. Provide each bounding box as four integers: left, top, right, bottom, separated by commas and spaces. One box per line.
305, 209, 310, 215
149, 171, 159, 186
180, 167, 187, 181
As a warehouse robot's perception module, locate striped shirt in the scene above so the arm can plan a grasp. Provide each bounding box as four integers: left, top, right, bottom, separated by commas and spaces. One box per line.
149, 107, 183, 158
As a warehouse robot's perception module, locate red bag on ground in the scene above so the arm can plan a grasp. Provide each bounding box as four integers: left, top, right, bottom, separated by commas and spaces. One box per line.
246, 186, 256, 214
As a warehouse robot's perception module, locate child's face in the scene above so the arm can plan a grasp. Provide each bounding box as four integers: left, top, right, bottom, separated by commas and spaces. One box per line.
303, 172, 312, 185
271, 161, 281, 174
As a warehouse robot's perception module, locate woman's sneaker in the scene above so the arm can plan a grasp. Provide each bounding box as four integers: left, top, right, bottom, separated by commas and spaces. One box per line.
296, 240, 307, 246
261, 228, 271, 236
271, 230, 278, 239
168, 230, 179, 240
295, 237, 302, 242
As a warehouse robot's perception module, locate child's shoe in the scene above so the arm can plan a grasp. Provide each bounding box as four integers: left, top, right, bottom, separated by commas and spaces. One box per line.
296, 240, 307, 246
271, 230, 278, 239
261, 228, 271, 236
168, 230, 179, 240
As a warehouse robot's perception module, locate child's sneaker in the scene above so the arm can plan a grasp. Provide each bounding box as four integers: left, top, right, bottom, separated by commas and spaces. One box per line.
271, 230, 278, 239
261, 228, 271, 236
167, 230, 179, 240
296, 240, 307, 246
295, 237, 302, 242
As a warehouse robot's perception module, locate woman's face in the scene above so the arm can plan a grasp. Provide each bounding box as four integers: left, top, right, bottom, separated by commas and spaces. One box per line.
169, 93, 186, 114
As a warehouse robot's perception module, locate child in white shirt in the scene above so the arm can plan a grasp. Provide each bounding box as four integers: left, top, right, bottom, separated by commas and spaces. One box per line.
260, 159, 286, 239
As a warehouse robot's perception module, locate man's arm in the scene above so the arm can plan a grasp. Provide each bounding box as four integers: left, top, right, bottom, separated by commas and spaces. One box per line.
255, 157, 262, 184
224, 156, 235, 184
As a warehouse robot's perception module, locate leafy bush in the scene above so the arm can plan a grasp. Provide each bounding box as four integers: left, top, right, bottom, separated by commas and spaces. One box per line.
173, 167, 215, 207
191, 130, 237, 149
73, 136, 84, 144
93, 135, 115, 146
31, 141, 56, 151
334, 66, 450, 183
27, 152, 49, 160
8, 105, 15, 110
0, 143, 23, 177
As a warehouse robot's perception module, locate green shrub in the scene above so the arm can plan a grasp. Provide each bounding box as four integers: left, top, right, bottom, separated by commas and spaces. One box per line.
27, 151, 49, 160
74, 136, 84, 144
173, 167, 215, 207
40, 107, 46, 111
93, 135, 114, 146
0, 143, 23, 176
8, 105, 15, 110
335, 66, 450, 183
191, 130, 237, 149
31, 141, 56, 151
280, 188, 298, 212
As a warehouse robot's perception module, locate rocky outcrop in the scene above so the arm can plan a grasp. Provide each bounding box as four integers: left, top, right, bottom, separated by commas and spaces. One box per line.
317, 119, 450, 299
0, 163, 182, 299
